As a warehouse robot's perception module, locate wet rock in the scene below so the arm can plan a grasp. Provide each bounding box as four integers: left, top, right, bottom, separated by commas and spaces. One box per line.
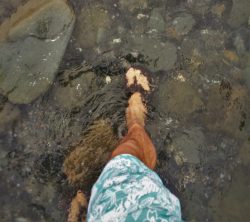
0, 0, 75, 104
119, 0, 148, 13
209, 167, 250, 222
0, 0, 25, 22
35, 152, 64, 183
181, 29, 228, 81
166, 13, 195, 39
147, 8, 165, 33
0, 94, 8, 110
234, 34, 246, 56
75, 4, 111, 49
228, 0, 250, 28
223, 50, 239, 65
212, 3, 226, 17
157, 79, 203, 119
204, 82, 250, 139
53, 71, 97, 109
169, 128, 205, 165
239, 141, 250, 165
243, 66, 250, 89
182, 29, 226, 57
15, 218, 30, 222
15, 104, 80, 155
129, 36, 177, 71
187, 0, 211, 16
0, 102, 20, 131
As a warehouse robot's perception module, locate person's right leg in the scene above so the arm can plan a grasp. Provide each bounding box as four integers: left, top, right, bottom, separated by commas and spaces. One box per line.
111, 92, 157, 169
111, 123, 157, 169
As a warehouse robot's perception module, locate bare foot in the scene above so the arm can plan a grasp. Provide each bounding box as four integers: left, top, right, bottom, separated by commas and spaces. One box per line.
126, 67, 150, 92
126, 92, 147, 129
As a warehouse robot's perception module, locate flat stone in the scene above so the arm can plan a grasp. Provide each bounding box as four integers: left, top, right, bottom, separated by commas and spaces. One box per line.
171, 128, 205, 164
166, 13, 195, 40
147, 8, 165, 33
75, 4, 111, 49
228, 0, 250, 28
53, 71, 97, 109
131, 36, 177, 71
0, 0, 75, 104
157, 79, 203, 118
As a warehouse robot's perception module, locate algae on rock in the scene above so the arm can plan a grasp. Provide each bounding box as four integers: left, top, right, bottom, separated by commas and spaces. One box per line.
63, 119, 118, 188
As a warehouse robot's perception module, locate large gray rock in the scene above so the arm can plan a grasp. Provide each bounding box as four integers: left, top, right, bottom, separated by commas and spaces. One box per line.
228, 0, 250, 28
0, 0, 75, 104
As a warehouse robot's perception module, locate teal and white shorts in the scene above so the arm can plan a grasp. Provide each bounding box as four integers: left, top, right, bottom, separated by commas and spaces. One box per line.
87, 154, 182, 222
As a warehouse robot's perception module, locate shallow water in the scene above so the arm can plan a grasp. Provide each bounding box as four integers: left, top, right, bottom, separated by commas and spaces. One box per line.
0, 0, 250, 221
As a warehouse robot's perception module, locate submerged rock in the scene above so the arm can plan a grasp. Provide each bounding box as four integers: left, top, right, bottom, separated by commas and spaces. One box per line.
168, 128, 205, 165
130, 36, 177, 71
209, 167, 250, 222
157, 79, 203, 119
0, 102, 20, 131
239, 141, 250, 165
186, 0, 211, 16
233, 33, 247, 56
212, 3, 226, 18
147, 8, 165, 33
119, 0, 148, 13
244, 66, 250, 89
181, 29, 228, 81
75, 4, 111, 49
0, 0, 25, 22
0, 0, 75, 104
204, 82, 250, 139
228, 0, 250, 28
166, 13, 195, 39
53, 71, 97, 109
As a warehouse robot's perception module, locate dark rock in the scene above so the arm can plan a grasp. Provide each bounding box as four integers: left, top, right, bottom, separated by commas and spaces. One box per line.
147, 8, 165, 33
166, 13, 195, 39
128, 36, 177, 71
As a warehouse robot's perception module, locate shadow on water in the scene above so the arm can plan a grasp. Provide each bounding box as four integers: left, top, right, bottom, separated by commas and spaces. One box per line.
0, 0, 250, 221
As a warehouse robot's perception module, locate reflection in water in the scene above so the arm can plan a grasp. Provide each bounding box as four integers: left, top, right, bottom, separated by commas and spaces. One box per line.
0, 0, 250, 221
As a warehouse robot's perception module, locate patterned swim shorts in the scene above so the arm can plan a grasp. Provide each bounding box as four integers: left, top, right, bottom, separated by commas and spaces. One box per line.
87, 154, 182, 222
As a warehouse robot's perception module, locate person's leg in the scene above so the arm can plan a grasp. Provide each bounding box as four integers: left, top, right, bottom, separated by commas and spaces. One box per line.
111, 123, 157, 169
111, 92, 157, 169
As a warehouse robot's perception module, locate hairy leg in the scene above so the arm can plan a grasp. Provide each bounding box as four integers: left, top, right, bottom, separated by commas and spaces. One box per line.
111, 92, 157, 169
111, 123, 157, 169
